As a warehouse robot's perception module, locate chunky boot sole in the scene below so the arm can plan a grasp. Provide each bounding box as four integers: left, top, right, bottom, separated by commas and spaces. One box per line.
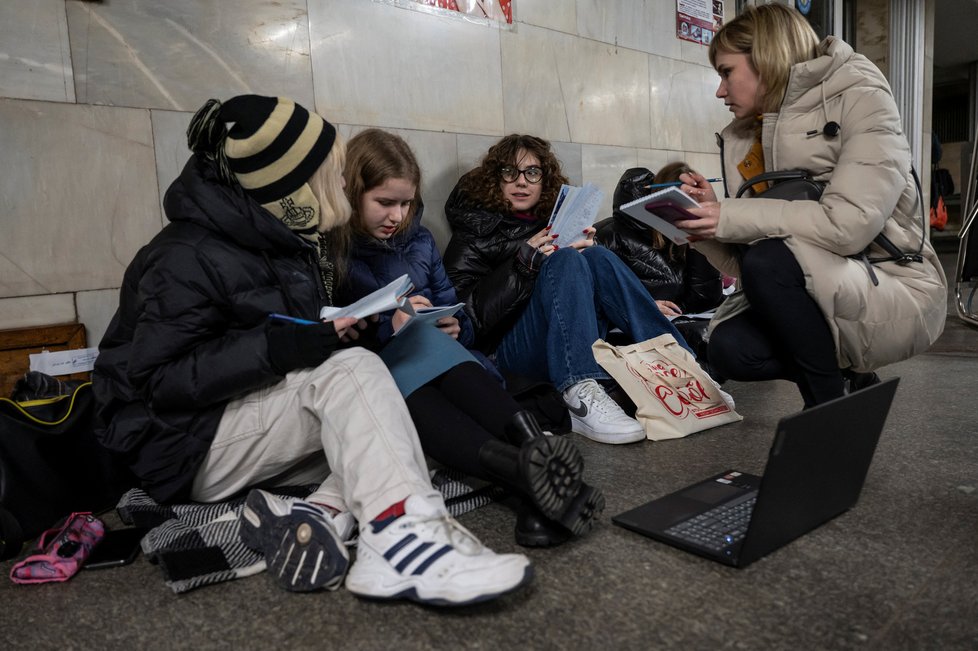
554, 484, 606, 536
514, 509, 572, 548
519, 436, 585, 521
239, 491, 349, 593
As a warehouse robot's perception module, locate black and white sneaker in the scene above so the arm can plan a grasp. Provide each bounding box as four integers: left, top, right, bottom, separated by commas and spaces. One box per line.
240, 489, 354, 592
563, 380, 646, 444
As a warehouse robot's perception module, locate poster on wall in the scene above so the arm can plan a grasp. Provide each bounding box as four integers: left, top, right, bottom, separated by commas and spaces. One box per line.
677, 0, 723, 46
412, 0, 513, 24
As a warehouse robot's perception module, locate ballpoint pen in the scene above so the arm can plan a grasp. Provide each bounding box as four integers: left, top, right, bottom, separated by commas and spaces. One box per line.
268, 313, 320, 325
646, 178, 722, 190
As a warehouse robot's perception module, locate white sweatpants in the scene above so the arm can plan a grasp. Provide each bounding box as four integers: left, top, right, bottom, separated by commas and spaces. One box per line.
190, 348, 441, 522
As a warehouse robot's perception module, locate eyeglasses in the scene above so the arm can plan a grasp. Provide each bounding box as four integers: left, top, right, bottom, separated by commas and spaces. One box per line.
500, 165, 544, 184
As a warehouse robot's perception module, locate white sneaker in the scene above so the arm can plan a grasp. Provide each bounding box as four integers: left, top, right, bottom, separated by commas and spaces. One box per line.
345, 494, 533, 606
562, 380, 646, 444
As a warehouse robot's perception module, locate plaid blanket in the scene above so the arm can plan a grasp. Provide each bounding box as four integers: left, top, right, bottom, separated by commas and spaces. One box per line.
116, 470, 505, 594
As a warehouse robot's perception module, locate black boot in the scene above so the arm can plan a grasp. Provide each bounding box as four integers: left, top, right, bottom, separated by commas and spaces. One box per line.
477, 437, 583, 521
842, 369, 881, 394
515, 503, 571, 548
504, 409, 547, 445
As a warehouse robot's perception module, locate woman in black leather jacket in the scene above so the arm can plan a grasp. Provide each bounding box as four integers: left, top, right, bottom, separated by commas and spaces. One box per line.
443, 134, 693, 446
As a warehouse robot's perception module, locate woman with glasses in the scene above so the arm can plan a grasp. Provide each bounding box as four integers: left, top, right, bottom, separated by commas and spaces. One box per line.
443, 134, 695, 445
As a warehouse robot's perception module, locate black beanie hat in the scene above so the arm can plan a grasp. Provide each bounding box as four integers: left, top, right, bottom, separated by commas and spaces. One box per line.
187, 95, 337, 227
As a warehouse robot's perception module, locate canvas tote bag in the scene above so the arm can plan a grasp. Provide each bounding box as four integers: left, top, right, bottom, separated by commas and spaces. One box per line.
592, 334, 742, 440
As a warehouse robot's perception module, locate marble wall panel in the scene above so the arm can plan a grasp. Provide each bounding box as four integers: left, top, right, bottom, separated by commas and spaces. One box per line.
582, 144, 644, 219
152, 109, 193, 225
0, 294, 76, 331
576, 0, 683, 60
649, 57, 729, 153
856, 0, 889, 79
77, 288, 120, 348
66, 0, 314, 111
0, 0, 75, 103
501, 23, 650, 147
0, 100, 160, 297
517, 0, 576, 34
457, 134, 502, 175
309, 0, 503, 135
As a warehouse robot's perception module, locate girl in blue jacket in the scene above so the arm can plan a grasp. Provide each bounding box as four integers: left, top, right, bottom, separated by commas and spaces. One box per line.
339, 128, 603, 548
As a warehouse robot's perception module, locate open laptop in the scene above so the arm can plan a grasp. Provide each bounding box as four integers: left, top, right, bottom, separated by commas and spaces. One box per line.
612, 378, 899, 568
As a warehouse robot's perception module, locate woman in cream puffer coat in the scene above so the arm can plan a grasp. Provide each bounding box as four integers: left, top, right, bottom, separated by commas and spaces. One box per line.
676, 4, 946, 407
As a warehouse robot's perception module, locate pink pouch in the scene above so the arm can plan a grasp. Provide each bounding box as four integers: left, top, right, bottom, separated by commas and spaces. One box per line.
10, 512, 105, 584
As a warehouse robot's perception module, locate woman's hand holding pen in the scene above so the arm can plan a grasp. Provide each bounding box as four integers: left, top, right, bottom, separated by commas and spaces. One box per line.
675, 171, 720, 242
679, 172, 719, 203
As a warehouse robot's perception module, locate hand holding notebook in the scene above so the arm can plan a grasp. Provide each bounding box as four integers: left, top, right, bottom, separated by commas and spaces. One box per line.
617, 186, 701, 245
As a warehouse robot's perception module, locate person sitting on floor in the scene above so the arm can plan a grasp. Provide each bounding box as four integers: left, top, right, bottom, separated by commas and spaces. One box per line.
594, 162, 724, 364
92, 94, 532, 606
338, 128, 604, 548
442, 134, 697, 445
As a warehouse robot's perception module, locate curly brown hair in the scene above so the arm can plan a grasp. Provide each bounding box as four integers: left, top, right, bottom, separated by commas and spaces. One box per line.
456, 134, 568, 220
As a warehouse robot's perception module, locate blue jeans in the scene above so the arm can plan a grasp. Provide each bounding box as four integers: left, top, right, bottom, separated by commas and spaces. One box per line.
495, 246, 691, 392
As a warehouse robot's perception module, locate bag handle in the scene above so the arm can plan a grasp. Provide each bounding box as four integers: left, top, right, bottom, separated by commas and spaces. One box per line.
735, 169, 819, 199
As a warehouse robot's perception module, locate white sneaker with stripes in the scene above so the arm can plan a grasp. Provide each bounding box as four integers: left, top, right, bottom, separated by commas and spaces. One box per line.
345, 494, 533, 606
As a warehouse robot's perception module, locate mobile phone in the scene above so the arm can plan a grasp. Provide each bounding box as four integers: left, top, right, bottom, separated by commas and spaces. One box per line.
84, 527, 147, 570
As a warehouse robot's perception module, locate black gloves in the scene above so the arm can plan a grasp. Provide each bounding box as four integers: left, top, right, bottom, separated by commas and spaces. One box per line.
266, 320, 340, 375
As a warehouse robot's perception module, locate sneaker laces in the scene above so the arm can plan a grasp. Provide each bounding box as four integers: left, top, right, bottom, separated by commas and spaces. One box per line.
412, 512, 484, 555
580, 381, 627, 419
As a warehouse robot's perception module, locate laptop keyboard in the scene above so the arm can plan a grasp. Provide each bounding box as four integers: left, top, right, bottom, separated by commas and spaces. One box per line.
664, 491, 757, 551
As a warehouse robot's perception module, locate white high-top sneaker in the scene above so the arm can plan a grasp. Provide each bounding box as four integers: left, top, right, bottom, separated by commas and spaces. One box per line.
345, 494, 532, 606
562, 379, 646, 444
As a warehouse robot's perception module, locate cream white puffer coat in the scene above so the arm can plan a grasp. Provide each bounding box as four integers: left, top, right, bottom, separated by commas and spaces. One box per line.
695, 37, 947, 373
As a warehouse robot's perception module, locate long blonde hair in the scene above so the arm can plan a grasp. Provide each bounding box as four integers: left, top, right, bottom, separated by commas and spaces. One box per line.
307, 132, 352, 281
709, 4, 820, 113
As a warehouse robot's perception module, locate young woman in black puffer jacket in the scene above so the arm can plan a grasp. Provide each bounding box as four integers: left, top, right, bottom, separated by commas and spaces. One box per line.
594, 163, 725, 364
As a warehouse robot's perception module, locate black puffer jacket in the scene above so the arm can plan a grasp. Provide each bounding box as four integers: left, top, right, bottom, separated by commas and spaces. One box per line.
442, 183, 545, 354
594, 167, 723, 314
593, 216, 723, 313
93, 156, 326, 503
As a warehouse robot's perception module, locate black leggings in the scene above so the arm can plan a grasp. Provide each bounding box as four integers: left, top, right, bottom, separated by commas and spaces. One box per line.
405, 362, 522, 478
708, 239, 844, 407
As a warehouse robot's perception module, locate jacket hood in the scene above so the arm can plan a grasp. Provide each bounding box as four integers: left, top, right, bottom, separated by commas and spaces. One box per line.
445, 181, 513, 238
782, 37, 891, 112
163, 155, 309, 256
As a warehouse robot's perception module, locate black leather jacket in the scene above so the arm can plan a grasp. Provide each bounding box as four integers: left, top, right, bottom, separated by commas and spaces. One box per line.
442, 183, 546, 354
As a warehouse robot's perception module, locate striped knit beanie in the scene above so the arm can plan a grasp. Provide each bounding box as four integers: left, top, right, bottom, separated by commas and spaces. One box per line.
186, 95, 336, 232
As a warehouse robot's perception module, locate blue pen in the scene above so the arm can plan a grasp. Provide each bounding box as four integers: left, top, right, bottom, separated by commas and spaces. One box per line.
268, 313, 320, 325
646, 178, 722, 190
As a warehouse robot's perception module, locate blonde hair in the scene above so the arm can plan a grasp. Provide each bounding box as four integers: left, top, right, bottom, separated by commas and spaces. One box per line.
307, 132, 352, 281
308, 132, 352, 233
344, 129, 422, 238
709, 4, 820, 113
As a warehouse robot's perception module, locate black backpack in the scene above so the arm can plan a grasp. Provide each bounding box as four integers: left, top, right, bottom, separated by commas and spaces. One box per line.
0, 374, 133, 560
